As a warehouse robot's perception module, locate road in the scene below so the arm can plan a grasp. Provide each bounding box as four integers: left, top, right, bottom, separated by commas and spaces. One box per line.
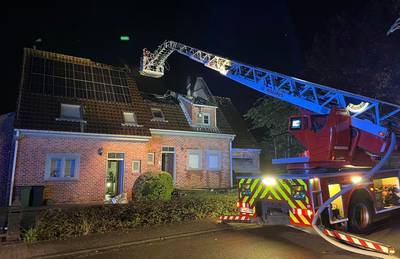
70, 214, 399, 259
73, 225, 366, 259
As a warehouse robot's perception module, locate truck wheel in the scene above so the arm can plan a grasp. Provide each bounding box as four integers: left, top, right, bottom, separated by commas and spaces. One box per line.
349, 198, 374, 234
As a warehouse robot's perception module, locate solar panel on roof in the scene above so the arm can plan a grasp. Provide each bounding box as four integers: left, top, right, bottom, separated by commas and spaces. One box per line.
28, 55, 132, 104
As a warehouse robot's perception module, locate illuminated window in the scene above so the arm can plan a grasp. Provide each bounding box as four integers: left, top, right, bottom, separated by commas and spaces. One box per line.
187, 150, 202, 170
123, 112, 137, 126
147, 152, 155, 165
132, 160, 141, 173
45, 153, 80, 180
207, 150, 221, 170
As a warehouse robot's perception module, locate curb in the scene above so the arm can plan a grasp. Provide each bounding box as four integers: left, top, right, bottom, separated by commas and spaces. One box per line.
33, 225, 234, 258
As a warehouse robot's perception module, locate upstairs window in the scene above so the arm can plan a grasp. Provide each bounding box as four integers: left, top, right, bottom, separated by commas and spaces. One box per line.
202, 113, 210, 126
60, 104, 82, 121
123, 112, 137, 126
151, 108, 165, 121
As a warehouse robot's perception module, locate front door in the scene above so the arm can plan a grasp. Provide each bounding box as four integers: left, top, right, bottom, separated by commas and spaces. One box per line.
106, 160, 120, 199
161, 147, 175, 180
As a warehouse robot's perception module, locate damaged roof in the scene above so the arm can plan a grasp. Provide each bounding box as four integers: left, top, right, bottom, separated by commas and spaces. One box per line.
15, 49, 255, 148
15, 48, 152, 136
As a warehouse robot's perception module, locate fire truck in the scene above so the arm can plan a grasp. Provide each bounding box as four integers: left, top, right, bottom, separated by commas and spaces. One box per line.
139, 41, 400, 247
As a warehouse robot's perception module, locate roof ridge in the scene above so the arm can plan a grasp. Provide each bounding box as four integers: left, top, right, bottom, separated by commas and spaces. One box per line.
23, 48, 121, 69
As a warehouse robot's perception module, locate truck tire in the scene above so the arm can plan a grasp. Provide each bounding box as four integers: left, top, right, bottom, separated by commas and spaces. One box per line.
348, 197, 374, 234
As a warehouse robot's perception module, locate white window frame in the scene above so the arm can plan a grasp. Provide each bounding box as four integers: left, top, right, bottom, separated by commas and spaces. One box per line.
58, 103, 83, 122
207, 150, 222, 171
132, 160, 141, 173
202, 112, 210, 126
45, 153, 80, 181
151, 108, 166, 121
187, 149, 202, 170
122, 111, 138, 126
147, 152, 155, 165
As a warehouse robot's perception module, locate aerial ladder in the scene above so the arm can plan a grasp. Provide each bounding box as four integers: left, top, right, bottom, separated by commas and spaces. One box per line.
139, 41, 400, 258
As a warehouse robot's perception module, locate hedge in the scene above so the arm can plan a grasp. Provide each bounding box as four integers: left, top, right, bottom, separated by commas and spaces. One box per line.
25, 190, 237, 241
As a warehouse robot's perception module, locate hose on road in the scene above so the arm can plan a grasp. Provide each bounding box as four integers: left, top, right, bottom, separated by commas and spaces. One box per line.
312, 132, 399, 259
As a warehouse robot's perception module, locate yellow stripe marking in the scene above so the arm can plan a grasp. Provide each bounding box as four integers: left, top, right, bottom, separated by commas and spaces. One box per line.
250, 179, 259, 191
275, 184, 296, 209
250, 183, 263, 206
289, 211, 300, 223
269, 187, 282, 201
260, 186, 269, 199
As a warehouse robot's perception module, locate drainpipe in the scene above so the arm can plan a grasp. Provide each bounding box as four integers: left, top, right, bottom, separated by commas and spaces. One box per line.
229, 138, 233, 188
8, 130, 20, 206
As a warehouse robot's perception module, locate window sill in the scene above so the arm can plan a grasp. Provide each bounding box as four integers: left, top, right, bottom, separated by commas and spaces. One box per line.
187, 168, 203, 171
151, 118, 168, 123
121, 123, 144, 127
45, 177, 79, 182
56, 118, 87, 123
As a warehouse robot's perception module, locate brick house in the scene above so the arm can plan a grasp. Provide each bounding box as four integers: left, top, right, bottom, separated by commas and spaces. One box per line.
0, 48, 260, 206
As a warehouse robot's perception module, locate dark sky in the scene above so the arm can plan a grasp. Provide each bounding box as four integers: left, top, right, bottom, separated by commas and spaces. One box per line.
2, 1, 361, 114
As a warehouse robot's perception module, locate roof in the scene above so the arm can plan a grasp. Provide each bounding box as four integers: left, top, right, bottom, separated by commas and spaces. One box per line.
14, 48, 152, 136
14, 49, 253, 145
214, 96, 259, 149
141, 92, 234, 135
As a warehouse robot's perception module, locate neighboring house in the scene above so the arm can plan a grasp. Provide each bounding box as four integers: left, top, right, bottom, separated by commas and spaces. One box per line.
0, 48, 259, 206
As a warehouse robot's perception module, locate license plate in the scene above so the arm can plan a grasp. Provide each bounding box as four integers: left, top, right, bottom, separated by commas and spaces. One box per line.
240, 207, 254, 214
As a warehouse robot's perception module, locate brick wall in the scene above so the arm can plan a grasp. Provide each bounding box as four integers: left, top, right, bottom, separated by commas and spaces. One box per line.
12, 133, 232, 204
13, 135, 148, 204
148, 135, 231, 189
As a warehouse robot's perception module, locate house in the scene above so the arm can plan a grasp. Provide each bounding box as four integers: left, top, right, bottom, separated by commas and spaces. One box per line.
0, 48, 260, 206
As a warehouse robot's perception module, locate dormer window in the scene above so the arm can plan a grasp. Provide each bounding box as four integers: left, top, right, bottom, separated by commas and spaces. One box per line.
58, 104, 83, 121
123, 112, 137, 126
202, 112, 210, 126
151, 108, 165, 121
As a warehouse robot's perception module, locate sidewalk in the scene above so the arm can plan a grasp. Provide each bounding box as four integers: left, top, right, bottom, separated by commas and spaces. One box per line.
0, 219, 233, 259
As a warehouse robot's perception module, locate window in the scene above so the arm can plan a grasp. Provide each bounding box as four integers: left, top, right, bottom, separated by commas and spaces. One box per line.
123, 112, 137, 125
151, 108, 165, 121
187, 150, 202, 170
108, 153, 124, 159
202, 113, 210, 126
45, 153, 80, 180
132, 160, 141, 173
147, 152, 155, 165
207, 150, 221, 170
60, 103, 82, 120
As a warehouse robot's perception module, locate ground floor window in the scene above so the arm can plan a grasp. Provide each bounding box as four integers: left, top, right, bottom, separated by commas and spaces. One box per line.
45, 153, 80, 180
187, 149, 202, 170
206, 150, 222, 170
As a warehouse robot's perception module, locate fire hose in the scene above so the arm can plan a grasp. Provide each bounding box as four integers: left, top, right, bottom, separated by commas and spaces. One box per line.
312, 132, 399, 258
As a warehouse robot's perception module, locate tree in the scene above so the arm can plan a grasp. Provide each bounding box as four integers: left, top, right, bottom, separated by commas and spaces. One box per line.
245, 97, 303, 170
303, 1, 400, 103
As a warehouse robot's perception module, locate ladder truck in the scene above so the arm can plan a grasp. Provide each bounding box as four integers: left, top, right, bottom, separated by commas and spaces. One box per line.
139, 41, 400, 256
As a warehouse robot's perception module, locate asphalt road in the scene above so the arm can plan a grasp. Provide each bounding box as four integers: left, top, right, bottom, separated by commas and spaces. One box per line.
70, 214, 400, 259
73, 225, 366, 259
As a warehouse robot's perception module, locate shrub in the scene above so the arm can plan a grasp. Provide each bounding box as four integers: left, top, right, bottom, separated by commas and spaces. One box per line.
31, 190, 238, 241
133, 171, 173, 201
23, 227, 39, 243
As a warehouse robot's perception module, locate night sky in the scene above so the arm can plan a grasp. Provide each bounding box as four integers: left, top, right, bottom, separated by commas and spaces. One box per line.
3, 1, 365, 115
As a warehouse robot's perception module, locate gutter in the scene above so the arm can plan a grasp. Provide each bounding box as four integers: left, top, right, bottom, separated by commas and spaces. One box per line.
229, 139, 233, 188
8, 130, 20, 206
